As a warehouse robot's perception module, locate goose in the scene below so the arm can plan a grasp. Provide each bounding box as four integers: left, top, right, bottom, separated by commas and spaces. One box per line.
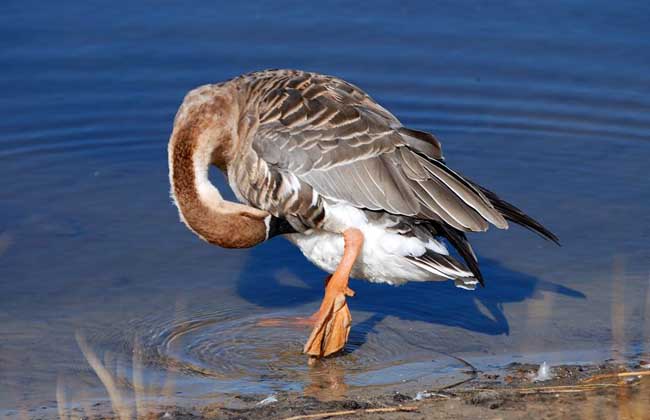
168, 69, 558, 359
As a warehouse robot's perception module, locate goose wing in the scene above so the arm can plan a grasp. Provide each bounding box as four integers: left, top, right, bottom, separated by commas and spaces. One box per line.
244, 70, 508, 232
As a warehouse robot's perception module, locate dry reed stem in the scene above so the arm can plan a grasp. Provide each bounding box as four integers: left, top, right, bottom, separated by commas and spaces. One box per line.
451, 382, 631, 396
515, 383, 634, 394
75, 331, 132, 420
56, 375, 68, 420
282, 405, 418, 420
133, 335, 146, 418
581, 370, 650, 384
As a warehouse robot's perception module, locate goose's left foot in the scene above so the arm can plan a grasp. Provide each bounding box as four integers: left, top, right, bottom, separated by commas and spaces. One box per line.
303, 228, 363, 358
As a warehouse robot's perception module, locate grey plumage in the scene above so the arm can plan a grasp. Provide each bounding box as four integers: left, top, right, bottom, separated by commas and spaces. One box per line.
232, 70, 506, 230
222, 69, 557, 283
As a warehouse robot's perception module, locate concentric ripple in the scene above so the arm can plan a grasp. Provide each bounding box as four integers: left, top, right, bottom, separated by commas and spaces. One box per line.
141, 310, 472, 394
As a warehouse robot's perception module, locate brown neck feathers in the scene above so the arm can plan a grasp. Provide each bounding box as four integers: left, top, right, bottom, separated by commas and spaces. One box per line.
168, 89, 269, 248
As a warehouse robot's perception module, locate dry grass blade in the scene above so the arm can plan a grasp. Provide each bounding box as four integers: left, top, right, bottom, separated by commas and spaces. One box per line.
581, 370, 650, 384
282, 405, 418, 420
75, 331, 132, 420
514, 383, 632, 394
450, 376, 640, 397
56, 375, 68, 420
133, 335, 146, 418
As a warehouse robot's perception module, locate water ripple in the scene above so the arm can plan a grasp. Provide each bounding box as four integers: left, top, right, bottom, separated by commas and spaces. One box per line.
131, 309, 471, 393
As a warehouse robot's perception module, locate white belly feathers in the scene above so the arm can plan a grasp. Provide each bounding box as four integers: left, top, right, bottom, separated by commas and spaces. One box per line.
285, 203, 450, 285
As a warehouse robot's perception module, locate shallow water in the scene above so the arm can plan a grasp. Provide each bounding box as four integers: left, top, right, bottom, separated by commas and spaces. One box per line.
1, 0, 650, 413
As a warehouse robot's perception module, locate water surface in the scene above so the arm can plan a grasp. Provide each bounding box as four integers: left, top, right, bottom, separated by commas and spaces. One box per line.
1, 0, 650, 414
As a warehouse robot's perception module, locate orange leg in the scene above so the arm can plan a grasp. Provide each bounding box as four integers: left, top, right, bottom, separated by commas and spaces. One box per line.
304, 228, 364, 358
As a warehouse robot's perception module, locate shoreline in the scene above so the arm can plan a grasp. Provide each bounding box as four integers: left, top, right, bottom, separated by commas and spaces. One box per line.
32, 359, 650, 419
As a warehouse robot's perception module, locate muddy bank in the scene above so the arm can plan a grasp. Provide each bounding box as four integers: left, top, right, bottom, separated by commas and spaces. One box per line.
35, 360, 650, 420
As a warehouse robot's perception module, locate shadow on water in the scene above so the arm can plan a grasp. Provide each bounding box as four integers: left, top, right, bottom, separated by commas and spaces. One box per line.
238, 237, 586, 344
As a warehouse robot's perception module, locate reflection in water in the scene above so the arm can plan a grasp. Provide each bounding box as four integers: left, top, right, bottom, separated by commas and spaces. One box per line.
38, 235, 592, 410
304, 360, 348, 401
94, 242, 587, 402
75, 332, 132, 420
61, 326, 650, 419
239, 241, 585, 339
145, 309, 473, 394
61, 327, 475, 418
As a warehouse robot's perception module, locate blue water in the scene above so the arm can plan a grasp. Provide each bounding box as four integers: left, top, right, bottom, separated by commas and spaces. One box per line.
1, 0, 649, 413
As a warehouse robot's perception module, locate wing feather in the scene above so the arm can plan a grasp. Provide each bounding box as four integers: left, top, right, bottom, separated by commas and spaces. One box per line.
241, 70, 512, 232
